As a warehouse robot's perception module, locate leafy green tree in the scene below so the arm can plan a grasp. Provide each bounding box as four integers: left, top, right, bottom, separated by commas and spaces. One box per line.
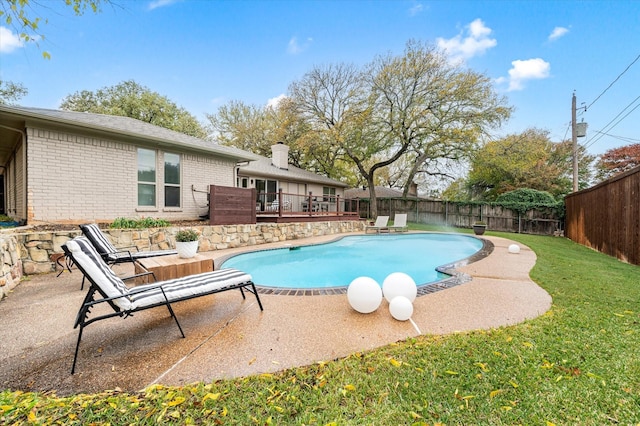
467, 128, 594, 200
60, 80, 208, 139
495, 188, 556, 204
205, 97, 349, 178
0, 79, 28, 104
207, 100, 273, 154
1, 0, 109, 59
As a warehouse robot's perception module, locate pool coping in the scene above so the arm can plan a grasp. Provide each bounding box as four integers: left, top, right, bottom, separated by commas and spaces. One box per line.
216, 232, 495, 296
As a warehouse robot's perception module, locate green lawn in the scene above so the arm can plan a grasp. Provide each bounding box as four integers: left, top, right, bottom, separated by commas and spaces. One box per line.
2, 227, 639, 425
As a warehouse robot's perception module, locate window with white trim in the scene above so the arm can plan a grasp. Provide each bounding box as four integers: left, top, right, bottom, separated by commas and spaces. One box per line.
137, 148, 156, 206
164, 152, 181, 208
323, 186, 336, 202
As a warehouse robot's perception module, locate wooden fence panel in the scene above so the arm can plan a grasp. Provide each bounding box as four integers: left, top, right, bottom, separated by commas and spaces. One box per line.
209, 186, 256, 225
362, 197, 562, 235
565, 166, 640, 265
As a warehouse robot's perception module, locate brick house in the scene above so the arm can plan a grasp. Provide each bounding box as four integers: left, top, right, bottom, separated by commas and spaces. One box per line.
0, 105, 258, 224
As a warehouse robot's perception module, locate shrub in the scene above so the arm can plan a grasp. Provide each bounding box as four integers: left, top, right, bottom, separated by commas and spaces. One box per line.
175, 229, 199, 242
110, 217, 170, 229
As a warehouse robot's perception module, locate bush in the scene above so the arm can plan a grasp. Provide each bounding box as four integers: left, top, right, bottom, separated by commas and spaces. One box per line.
495, 188, 557, 204
175, 229, 199, 242
110, 217, 170, 229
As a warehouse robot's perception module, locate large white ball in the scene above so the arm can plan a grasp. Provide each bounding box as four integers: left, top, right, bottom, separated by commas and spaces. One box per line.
389, 296, 413, 321
508, 244, 521, 254
347, 277, 383, 314
382, 272, 417, 303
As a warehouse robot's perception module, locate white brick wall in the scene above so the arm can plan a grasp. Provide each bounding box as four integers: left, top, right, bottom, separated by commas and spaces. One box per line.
26, 127, 237, 223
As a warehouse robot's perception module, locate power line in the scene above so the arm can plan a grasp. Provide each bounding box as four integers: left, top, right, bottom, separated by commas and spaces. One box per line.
585, 53, 640, 111
591, 131, 640, 144
584, 95, 640, 150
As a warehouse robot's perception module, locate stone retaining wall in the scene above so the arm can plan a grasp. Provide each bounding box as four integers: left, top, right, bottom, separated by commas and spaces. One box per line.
0, 221, 365, 299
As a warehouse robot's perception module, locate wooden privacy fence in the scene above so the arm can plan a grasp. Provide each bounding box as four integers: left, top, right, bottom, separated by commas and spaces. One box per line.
565, 166, 640, 266
357, 198, 563, 235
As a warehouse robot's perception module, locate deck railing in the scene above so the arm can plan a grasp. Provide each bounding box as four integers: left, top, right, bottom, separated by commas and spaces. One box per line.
256, 189, 360, 218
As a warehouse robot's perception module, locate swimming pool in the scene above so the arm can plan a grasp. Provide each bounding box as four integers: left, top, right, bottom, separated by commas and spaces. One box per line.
220, 233, 486, 290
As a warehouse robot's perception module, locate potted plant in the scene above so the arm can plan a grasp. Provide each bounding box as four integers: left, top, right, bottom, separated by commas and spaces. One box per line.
472, 221, 487, 235
175, 228, 200, 258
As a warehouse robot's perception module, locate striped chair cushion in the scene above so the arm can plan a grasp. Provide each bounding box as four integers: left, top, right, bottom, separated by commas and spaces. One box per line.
127, 268, 253, 309
80, 223, 177, 261
65, 237, 133, 310
79, 223, 119, 256
66, 236, 253, 312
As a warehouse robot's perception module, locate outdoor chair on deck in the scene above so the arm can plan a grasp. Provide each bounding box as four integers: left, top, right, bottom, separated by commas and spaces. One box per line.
389, 213, 408, 232
365, 216, 389, 234
63, 236, 263, 374
80, 223, 177, 265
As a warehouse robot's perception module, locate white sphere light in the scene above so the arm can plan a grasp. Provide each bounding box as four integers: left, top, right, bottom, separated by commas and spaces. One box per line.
508, 244, 521, 254
347, 277, 383, 314
389, 296, 413, 321
382, 272, 417, 303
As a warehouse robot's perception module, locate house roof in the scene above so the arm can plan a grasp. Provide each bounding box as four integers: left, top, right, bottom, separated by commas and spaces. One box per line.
0, 105, 259, 164
238, 156, 349, 188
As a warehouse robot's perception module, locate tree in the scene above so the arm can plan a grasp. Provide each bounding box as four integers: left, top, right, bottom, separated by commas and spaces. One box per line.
207, 100, 273, 154
466, 128, 594, 200
60, 80, 208, 139
596, 143, 640, 180
0, 79, 28, 104
290, 41, 511, 217
386, 43, 511, 197
1, 0, 109, 59
205, 97, 351, 179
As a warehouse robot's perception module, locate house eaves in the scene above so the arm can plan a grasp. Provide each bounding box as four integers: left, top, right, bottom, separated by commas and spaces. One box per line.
0, 105, 259, 163
239, 156, 349, 188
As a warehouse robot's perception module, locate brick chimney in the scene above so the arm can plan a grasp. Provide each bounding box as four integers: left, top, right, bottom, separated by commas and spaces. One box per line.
408, 182, 418, 197
271, 142, 289, 170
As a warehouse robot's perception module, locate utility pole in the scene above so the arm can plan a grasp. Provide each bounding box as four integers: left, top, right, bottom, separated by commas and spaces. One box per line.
572, 92, 578, 192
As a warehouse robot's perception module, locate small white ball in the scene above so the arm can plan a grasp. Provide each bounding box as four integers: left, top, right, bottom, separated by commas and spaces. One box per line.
508, 244, 521, 254
382, 272, 417, 303
347, 276, 382, 314
389, 296, 413, 321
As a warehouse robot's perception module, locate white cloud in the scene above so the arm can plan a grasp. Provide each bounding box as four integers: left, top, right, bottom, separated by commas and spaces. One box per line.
148, 0, 182, 11
287, 36, 313, 54
409, 2, 424, 16
548, 26, 569, 41
436, 18, 497, 62
0, 26, 25, 53
267, 94, 287, 109
505, 58, 551, 91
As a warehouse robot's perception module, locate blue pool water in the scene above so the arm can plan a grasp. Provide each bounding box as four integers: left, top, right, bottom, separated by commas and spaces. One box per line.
221, 233, 483, 289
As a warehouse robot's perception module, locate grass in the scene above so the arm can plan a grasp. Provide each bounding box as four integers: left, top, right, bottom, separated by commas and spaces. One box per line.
2, 227, 639, 424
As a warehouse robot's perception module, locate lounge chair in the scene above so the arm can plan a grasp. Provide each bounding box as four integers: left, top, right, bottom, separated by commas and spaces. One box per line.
365, 215, 389, 234
390, 213, 408, 232
62, 236, 263, 373
80, 223, 177, 265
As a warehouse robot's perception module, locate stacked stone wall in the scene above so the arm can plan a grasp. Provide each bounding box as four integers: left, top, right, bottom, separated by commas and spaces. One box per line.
0, 221, 366, 299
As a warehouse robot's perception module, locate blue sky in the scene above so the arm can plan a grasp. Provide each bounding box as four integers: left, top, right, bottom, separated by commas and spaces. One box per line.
1, 0, 639, 156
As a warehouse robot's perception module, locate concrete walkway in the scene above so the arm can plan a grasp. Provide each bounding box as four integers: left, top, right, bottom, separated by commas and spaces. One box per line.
0, 233, 551, 396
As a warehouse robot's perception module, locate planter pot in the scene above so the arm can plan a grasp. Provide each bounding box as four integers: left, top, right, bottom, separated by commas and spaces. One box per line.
472, 225, 487, 235
176, 241, 199, 258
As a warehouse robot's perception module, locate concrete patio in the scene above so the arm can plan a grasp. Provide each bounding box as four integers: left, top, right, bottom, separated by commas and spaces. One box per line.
0, 233, 551, 396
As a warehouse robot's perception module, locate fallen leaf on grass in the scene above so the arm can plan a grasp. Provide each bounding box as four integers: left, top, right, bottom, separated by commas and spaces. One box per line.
490, 389, 504, 399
